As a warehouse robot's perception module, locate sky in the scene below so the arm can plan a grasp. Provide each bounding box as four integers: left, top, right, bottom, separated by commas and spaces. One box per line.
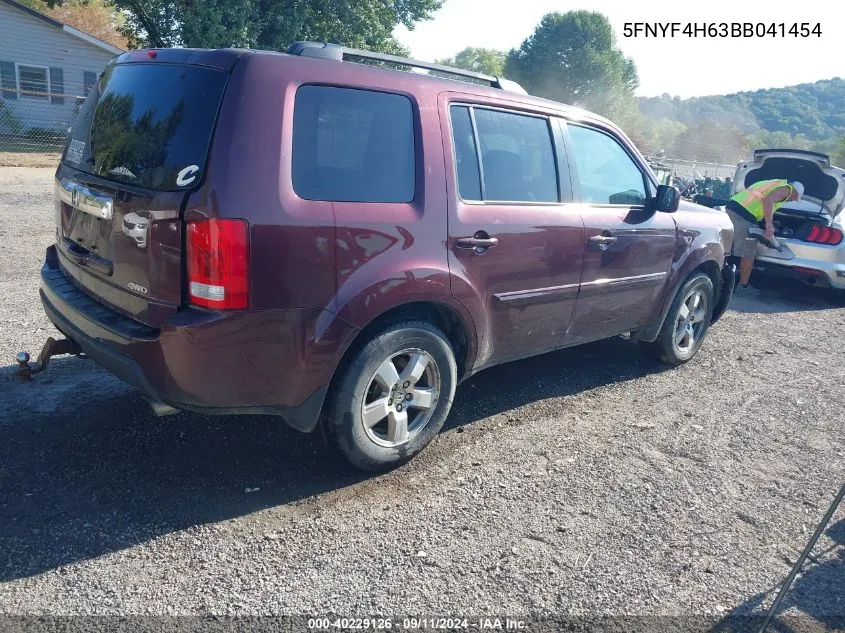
394, 0, 840, 99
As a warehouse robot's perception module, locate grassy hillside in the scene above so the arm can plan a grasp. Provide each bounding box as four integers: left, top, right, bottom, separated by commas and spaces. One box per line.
640, 77, 845, 141
637, 78, 845, 164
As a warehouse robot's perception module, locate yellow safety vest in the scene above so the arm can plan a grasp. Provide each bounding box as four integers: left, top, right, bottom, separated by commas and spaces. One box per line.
730, 179, 793, 221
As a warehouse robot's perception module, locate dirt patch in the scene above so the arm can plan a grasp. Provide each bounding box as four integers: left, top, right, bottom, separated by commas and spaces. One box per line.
0, 152, 61, 168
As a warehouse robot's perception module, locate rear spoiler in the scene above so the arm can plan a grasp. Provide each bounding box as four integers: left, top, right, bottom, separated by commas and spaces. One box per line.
111, 48, 246, 72
753, 148, 830, 168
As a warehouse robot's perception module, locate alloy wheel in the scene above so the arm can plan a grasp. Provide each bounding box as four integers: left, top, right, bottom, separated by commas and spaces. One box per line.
360, 348, 441, 448
673, 288, 708, 356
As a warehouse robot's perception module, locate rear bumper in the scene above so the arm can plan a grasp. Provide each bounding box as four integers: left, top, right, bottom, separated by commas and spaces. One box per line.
39, 245, 348, 431
755, 250, 845, 289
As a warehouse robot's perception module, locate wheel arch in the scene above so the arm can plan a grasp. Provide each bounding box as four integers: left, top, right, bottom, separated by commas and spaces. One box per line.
330, 300, 478, 389
635, 248, 725, 343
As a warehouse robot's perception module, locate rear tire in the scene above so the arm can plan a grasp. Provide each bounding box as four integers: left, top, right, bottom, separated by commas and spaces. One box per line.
325, 321, 457, 472
640, 272, 715, 366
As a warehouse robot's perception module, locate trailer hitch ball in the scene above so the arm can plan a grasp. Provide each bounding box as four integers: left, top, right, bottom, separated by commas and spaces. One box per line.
16, 352, 32, 380
15, 337, 83, 381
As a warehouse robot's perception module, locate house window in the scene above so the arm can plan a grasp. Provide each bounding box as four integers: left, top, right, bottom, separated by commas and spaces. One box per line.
17, 64, 49, 100
84, 71, 97, 96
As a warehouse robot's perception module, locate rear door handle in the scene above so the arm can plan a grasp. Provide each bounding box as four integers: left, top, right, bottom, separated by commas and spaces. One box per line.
588, 235, 617, 245
456, 232, 499, 252
456, 237, 499, 248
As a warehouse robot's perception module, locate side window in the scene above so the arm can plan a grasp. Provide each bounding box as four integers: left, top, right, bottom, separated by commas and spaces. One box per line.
292, 86, 415, 203
473, 108, 558, 203
567, 124, 647, 206
449, 105, 481, 200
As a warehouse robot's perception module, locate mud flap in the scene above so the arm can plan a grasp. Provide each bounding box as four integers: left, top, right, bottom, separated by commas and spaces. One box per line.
711, 263, 736, 324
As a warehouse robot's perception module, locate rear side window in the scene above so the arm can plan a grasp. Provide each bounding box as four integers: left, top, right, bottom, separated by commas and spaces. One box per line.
449, 106, 481, 200
293, 86, 415, 203
449, 106, 558, 203
567, 124, 647, 206
64, 63, 228, 191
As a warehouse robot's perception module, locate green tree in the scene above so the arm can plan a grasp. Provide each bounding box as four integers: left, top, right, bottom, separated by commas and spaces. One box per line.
747, 129, 813, 151
830, 137, 845, 168
15, 0, 52, 10
504, 11, 639, 127
437, 47, 506, 76
638, 78, 845, 142
640, 117, 688, 154
15, 0, 129, 49
670, 121, 751, 164
49, 0, 129, 49
111, 0, 442, 54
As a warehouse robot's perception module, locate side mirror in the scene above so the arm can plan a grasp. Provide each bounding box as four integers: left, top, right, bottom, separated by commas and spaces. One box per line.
654, 184, 680, 213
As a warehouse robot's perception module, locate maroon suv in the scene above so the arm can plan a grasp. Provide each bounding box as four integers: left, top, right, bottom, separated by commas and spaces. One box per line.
36, 42, 735, 470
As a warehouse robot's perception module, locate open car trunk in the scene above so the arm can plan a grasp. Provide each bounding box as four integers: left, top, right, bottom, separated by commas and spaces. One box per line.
734, 150, 844, 233
54, 57, 230, 328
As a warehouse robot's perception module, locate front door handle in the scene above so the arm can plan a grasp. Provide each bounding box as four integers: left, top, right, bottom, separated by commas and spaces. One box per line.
456, 232, 499, 253
588, 234, 617, 245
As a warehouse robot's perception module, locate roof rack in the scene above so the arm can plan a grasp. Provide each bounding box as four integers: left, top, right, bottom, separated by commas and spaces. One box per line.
286, 41, 528, 95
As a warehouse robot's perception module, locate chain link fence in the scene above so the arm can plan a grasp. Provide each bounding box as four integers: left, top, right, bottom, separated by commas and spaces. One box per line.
0, 92, 82, 154
0, 23, 110, 167
646, 155, 738, 198
660, 157, 737, 181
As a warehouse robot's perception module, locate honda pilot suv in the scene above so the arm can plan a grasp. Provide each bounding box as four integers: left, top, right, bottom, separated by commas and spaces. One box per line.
38, 42, 735, 470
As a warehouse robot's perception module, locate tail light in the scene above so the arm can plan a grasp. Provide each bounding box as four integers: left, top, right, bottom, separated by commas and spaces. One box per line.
806, 225, 843, 246
187, 219, 249, 309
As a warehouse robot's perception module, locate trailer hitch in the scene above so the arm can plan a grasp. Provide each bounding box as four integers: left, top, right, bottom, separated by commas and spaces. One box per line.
16, 337, 85, 381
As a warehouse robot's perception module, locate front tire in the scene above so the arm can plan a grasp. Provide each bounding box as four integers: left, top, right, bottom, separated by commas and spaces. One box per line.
325, 321, 457, 472
641, 272, 715, 366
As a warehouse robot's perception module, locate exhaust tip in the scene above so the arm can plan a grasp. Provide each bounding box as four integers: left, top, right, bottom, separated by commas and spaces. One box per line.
144, 397, 182, 417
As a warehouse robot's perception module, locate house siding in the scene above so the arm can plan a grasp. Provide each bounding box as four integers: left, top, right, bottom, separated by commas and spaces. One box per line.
0, 1, 118, 135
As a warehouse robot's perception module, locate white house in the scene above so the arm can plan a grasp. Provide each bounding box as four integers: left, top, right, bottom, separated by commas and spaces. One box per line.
0, 0, 124, 137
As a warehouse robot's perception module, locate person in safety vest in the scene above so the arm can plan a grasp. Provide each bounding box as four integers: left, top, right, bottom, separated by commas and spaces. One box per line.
725, 179, 804, 288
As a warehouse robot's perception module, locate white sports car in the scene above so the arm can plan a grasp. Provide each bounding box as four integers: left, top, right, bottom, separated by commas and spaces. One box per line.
731, 149, 845, 290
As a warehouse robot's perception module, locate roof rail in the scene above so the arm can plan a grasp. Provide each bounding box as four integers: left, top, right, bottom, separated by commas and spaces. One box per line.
285, 41, 528, 95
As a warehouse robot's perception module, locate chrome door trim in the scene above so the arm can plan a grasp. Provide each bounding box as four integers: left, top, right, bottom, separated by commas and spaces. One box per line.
494, 282, 580, 304
578, 272, 666, 298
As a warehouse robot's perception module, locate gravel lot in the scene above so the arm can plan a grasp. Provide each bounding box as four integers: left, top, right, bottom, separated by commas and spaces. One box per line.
0, 167, 843, 629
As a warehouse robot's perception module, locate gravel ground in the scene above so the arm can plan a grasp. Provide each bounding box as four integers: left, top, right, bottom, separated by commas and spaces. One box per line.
0, 167, 843, 629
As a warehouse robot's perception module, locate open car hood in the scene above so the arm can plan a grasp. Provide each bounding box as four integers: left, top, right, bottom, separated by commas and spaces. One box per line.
733, 149, 845, 216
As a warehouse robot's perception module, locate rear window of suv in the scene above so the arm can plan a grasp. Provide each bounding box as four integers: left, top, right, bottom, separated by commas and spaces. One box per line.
292, 85, 415, 203
63, 63, 228, 191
